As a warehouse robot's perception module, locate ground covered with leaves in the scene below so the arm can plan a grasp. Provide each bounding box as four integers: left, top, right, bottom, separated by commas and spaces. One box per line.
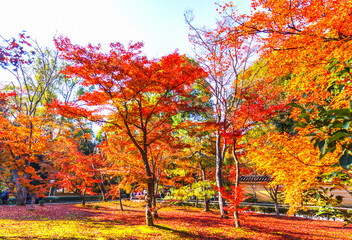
0, 200, 351, 239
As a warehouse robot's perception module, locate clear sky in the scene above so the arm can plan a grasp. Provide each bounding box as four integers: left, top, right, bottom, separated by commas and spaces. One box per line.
0, 0, 250, 58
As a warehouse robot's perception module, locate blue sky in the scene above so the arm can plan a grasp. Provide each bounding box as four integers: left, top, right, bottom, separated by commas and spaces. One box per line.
1, 0, 250, 58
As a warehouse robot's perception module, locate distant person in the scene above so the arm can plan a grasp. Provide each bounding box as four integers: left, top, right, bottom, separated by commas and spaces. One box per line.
130, 191, 135, 200
1, 188, 10, 205
136, 191, 142, 202
26, 193, 31, 204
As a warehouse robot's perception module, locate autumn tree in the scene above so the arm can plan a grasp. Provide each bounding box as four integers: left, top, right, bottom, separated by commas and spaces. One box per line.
247, 132, 339, 214
100, 131, 154, 212
0, 113, 57, 208
0, 33, 32, 72
216, 0, 352, 222
0, 34, 66, 206
220, 0, 352, 136
0, 33, 77, 207
169, 78, 216, 211
185, 8, 263, 218
50, 135, 103, 206
51, 37, 206, 226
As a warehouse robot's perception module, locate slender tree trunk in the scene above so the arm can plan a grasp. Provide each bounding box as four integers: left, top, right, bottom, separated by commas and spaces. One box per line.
264, 184, 280, 217
216, 133, 227, 218
201, 167, 210, 212
250, 184, 257, 202
194, 196, 198, 208
98, 183, 106, 202
81, 187, 87, 206
53, 186, 57, 196
119, 189, 124, 211
268, 185, 280, 217
194, 174, 199, 208
153, 168, 160, 218
82, 194, 86, 206
29, 192, 36, 210
98, 171, 107, 201
92, 162, 107, 202
233, 142, 241, 228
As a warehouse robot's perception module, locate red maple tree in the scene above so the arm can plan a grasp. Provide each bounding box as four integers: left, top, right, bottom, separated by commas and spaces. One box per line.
51, 37, 206, 225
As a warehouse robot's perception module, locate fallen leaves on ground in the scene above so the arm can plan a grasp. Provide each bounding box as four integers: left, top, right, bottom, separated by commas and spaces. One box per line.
0, 200, 351, 239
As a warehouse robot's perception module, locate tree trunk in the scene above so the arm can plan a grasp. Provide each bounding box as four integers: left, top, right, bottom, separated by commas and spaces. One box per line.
11, 170, 27, 205
99, 171, 107, 201
274, 199, 279, 217
82, 195, 86, 206
153, 193, 158, 218
272, 185, 280, 217
204, 199, 210, 211
153, 168, 160, 218
201, 167, 210, 212
233, 142, 241, 228
250, 184, 257, 202
53, 186, 57, 196
195, 196, 199, 208
29, 192, 36, 210
153, 178, 158, 218
146, 177, 154, 226
265, 185, 280, 217
99, 183, 106, 202
216, 133, 227, 218
119, 189, 124, 211
81, 187, 87, 206
16, 187, 27, 205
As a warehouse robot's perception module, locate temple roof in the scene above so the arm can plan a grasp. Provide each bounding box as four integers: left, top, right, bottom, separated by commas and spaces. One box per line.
239, 175, 272, 182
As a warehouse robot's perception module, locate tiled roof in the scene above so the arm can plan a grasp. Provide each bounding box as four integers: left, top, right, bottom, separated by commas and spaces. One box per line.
239, 175, 272, 182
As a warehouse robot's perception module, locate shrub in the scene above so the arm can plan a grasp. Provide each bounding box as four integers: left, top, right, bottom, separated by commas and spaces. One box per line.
39, 199, 45, 206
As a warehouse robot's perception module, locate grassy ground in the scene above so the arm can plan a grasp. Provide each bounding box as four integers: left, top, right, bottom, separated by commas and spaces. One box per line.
0, 200, 351, 239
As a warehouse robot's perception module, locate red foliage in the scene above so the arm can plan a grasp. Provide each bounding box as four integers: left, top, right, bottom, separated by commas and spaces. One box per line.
220, 185, 250, 215
52, 138, 102, 197
0, 33, 32, 71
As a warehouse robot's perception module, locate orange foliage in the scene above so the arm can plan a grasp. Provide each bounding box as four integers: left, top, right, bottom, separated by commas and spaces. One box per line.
247, 131, 339, 214
0, 113, 55, 195
53, 139, 102, 197
51, 37, 206, 224
220, 0, 352, 107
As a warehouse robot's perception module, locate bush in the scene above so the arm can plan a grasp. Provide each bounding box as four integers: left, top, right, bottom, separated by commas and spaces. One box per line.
245, 193, 258, 203
8, 195, 106, 205
39, 199, 45, 206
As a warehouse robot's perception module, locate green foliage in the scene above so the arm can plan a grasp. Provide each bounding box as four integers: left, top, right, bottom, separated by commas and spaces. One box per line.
73, 124, 96, 155
316, 207, 352, 227
173, 181, 215, 201
289, 101, 352, 170
304, 186, 344, 207
244, 193, 258, 203
302, 170, 352, 227
39, 199, 45, 206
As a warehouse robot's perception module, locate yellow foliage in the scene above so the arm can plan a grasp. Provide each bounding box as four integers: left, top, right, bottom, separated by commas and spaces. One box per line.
247, 132, 339, 213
